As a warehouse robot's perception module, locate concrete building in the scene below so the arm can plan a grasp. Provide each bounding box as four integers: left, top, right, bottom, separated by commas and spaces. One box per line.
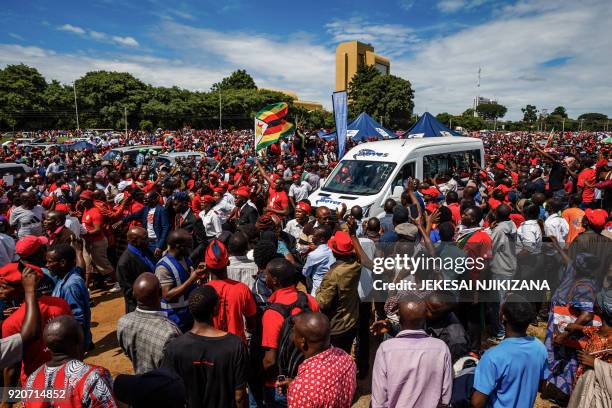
261, 88, 323, 111
335, 41, 390, 91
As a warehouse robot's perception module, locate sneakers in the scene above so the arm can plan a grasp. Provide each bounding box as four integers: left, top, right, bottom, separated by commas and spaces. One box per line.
109, 282, 122, 293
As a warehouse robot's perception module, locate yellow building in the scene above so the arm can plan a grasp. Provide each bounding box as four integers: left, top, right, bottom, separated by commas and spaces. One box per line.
335, 41, 390, 92
261, 88, 323, 111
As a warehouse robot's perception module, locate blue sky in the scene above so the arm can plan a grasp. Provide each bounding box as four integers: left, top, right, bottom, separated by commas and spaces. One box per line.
1, 0, 611, 120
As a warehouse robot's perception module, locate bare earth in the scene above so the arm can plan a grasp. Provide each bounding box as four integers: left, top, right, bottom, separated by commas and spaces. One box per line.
85, 290, 554, 408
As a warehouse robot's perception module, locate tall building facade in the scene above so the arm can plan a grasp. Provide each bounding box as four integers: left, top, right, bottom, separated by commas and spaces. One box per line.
335, 41, 390, 92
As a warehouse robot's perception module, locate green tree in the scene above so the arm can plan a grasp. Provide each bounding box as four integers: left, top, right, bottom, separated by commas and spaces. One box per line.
0, 64, 48, 129
348, 67, 414, 129
211, 69, 257, 92
552, 106, 568, 118
347, 65, 380, 105
521, 104, 538, 123
577, 112, 608, 121
436, 112, 455, 127
476, 103, 507, 120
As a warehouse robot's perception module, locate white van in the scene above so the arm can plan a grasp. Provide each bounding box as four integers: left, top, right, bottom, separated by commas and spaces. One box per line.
308, 136, 484, 216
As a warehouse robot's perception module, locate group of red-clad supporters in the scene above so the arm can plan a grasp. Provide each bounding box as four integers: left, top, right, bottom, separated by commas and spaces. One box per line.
0, 128, 610, 408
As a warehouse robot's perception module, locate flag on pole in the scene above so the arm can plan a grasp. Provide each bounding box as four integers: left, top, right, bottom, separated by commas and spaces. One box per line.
332, 91, 348, 159
254, 102, 294, 151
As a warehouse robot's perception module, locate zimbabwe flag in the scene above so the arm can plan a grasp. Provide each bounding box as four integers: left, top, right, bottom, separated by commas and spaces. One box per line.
255, 102, 294, 151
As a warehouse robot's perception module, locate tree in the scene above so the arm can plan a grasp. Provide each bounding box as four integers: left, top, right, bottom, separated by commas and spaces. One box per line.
347, 65, 380, 103
577, 112, 608, 121
461, 108, 475, 118
521, 104, 538, 123
436, 112, 454, 127
476, 103, 507, 120
0, 64, 48, 129
347, 65, 414, 129
211, 69, 257, 92
552, 106, 568, 118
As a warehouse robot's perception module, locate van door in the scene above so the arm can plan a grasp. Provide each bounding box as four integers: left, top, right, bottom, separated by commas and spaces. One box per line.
388, 161, 416, 201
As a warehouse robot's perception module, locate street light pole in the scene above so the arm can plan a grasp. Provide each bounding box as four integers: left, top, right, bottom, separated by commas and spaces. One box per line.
562, 118, 565, 133
124, 106, 128, 139
73, 82, 80, 132
219, 91, 222, 131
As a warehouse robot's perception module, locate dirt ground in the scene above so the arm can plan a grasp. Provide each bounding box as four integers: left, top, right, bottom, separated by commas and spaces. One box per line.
85, 290, 554, 408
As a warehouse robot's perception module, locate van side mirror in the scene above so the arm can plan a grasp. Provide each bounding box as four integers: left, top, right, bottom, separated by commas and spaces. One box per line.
392, 185, 404, 198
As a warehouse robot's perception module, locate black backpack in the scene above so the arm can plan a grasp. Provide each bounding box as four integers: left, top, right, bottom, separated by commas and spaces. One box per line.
266, 291, 311, 377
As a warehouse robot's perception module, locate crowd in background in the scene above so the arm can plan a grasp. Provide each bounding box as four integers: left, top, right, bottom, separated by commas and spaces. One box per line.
0, 127, 610, 408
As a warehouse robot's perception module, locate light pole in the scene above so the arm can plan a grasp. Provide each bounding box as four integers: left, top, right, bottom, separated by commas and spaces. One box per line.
218, 91, 222, 131
124, 106, 128, 139
562, 117, 565, 133
73, 82, 80, 131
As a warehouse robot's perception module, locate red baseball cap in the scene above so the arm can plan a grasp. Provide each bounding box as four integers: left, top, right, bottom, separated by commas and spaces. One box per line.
292, 174, 301, 180
0, 262, 43, 285
60, 184, 70, 191
202, 195, 215, 204
205, 239, 229, 269
16, 235, 49, 257
55, 203, 70, 213
420, 187, 439, 197
585, 208, 608, 229
296, 201, 312, 214
41, 196, 54, 209
213, 187, 224, 194
79, 190, 94, 200
328, 231, 354, 255
234, 187, 250, 199
209, 171, 220, 178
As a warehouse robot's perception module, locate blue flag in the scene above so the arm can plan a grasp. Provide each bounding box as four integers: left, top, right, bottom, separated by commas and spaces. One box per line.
332, 91, 348, 159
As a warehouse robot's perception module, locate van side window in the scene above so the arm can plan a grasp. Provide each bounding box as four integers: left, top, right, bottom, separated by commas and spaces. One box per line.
423, 149, 480, 180
392, 162, 415, 190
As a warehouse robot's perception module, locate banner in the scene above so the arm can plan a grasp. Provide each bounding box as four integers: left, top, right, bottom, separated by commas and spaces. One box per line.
332, 91, 348, 159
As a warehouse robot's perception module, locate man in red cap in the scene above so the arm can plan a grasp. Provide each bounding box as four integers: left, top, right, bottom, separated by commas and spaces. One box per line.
198, 195, 222, 239
204, 240, 256, 342
283, 201, 312, 245
79, 190, 114, 287
231, 186, 258, 228
0, 261, 72, 388
315, 229, 362, 354
569, 208, 611, 282
256, 160, 289, 220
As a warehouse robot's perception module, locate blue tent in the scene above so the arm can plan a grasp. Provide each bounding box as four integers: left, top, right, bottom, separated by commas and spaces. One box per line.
320, 112, 397, 141
405, 112, 460, 138
61, 141, 97, 151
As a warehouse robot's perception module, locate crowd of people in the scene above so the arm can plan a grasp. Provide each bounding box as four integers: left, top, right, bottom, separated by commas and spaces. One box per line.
0, 127, 610, 408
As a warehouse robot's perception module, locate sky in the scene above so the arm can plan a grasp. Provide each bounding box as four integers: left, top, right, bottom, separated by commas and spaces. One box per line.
1, 0, 611, 120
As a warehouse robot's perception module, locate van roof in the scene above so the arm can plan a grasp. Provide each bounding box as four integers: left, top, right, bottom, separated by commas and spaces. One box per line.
159, 151, 203, 158
343, 136, 482, 162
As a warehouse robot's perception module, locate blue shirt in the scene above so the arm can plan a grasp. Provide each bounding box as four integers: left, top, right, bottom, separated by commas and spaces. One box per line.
302, 244, 336, 295
474, 336, 548, 408
52, 266, 91, 347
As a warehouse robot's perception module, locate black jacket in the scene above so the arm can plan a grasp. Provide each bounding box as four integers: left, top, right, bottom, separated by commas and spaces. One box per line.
117, 247, 156, 313
236, 203, 259, 227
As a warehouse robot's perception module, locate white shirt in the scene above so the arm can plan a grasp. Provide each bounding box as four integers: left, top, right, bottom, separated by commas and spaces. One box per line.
199, 209, 222, 238
544, 213, 569, 251
289, 181, 311, 202
517, 219, 542, 255
213, 199, 234, 225
0, 233, 17, 266
65, 216, 82, 238
146, 208, 157, 239
283, 219, 305, 241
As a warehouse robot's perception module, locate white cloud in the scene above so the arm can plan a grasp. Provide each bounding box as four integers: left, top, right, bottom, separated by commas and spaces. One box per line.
58, 24, 86, 35
57, 23, 139, 48
0, 44, 223, 91
325, 17, 420, 58
437, 0, 489, 13
151, 21, 335, 104
8, 33, 24, 41
395, 0, 612, 119
111, 36, 139, 47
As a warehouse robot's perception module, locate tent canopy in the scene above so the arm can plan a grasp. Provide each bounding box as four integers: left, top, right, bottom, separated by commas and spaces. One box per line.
406, 112, 460, 138
320, 112, 397, 141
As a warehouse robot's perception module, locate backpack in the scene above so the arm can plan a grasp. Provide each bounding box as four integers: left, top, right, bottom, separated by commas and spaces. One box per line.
266, 291, 311, 377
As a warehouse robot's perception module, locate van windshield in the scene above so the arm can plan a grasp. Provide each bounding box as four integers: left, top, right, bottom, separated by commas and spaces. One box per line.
322, 160, 396, 195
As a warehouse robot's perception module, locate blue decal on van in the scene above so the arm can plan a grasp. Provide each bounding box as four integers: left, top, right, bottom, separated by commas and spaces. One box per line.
352, 149, 389, 159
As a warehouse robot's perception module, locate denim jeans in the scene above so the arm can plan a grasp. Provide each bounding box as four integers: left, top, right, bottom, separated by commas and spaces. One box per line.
491, 274, 512, 337
262, 387, 287, 408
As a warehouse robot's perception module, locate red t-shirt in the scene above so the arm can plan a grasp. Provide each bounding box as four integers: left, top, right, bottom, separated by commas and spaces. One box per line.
261, 287, 319, 350
577, 168, 596, 203
2, 295, 72, 384
206, 279, 257, 343
82, 207, 105, 242
463, 230, 493, 280
266, 187, 289, 219
447, 203, 461, 225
